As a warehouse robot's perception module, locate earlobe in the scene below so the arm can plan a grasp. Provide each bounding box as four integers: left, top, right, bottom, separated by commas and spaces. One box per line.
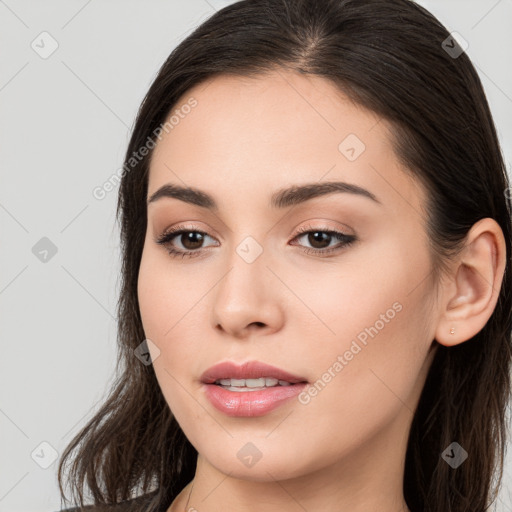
435, 218, 506, 347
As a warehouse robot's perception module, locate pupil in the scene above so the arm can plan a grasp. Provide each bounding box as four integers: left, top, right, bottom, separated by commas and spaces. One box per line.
309, 231, 331, 249
182, 232, 203, 250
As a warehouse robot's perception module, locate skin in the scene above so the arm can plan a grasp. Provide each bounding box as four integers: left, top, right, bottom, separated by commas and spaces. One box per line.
137, 69, 506, 512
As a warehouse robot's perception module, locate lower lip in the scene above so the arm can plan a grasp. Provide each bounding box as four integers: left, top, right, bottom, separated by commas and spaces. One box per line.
203, 383, 308, 417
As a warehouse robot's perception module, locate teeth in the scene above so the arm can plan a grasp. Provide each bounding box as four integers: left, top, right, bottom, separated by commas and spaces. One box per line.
214, 377, 291, 388
246, 378, 266, 388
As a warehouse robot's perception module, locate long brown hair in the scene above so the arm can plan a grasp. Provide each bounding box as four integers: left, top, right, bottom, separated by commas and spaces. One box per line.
57, 1, 512, 510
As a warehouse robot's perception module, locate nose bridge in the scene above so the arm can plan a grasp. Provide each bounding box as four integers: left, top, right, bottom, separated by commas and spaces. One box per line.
217, 234, 268, 307
210, 232, 284, 335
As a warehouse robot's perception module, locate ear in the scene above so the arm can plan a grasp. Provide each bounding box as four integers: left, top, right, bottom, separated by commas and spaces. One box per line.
435, 218, 507, 347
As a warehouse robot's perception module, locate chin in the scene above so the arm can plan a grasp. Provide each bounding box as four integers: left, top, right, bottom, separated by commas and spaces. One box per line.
197, 439, 324, 483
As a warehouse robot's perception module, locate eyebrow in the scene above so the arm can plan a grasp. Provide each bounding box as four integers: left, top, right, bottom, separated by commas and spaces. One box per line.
147, 181, 381, 209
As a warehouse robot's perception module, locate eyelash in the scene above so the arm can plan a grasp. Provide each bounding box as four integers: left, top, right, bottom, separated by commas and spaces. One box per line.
155, 223, 357, 259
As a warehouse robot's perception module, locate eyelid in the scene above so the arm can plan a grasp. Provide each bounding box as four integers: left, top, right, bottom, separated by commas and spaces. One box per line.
292, 220, 355, 237
154, 222, 219, 243
155, 220, 354, 243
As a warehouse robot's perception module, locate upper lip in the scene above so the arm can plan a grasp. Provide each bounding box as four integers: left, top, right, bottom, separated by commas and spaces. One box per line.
200, 360, 308, 384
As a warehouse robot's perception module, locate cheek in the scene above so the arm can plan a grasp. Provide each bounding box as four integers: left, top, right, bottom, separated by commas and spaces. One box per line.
291, 241, 435, 437
137, 250, 205, 426
137, 244, 210, 382
137, 244, 200, 341
285, 236, 432, 357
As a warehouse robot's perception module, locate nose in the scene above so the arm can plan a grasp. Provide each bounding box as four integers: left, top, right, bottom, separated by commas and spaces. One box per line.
210, 248, 285, 339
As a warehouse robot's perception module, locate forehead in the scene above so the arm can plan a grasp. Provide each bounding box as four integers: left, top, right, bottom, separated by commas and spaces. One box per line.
147, 69, 424, 214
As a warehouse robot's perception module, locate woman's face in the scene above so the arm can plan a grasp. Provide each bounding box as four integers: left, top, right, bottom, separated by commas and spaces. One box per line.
138, 70, 439, 483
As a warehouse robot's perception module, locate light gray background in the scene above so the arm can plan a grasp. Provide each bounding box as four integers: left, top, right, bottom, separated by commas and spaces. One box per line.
1, 1, 511, 511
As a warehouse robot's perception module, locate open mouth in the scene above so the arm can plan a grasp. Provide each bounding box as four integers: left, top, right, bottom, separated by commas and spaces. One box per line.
200, 360, 309, 416
213, 377, 302, 391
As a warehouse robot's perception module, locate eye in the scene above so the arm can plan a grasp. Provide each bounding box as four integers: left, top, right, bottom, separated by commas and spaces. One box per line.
155, 225, 219, 259
290, 225, 356, 256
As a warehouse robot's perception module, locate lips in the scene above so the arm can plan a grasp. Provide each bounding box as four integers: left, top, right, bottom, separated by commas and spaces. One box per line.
200, 360, 308, 385
200, 361, 308, 417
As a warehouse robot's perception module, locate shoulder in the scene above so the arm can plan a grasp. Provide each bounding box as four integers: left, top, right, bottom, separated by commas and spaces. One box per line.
57, 491, 164, 512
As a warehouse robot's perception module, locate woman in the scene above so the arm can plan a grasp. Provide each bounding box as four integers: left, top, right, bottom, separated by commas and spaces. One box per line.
57, 0, 512, 511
